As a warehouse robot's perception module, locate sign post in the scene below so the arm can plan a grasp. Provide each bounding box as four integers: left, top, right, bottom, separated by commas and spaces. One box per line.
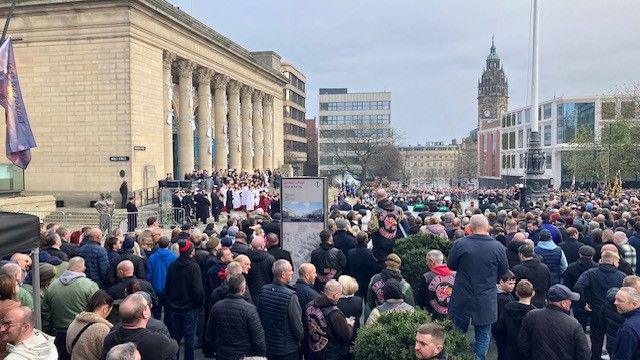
280, 177, 327, 274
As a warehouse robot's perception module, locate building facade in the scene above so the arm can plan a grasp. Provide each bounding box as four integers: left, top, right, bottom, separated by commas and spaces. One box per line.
318, 88, 393, 179
399, 142, 459, 187
304, 118, 318, 176
281, 63, 307, 175
477, 39, 509, 188
0, 0, 290, 205
499, 96, 639, 188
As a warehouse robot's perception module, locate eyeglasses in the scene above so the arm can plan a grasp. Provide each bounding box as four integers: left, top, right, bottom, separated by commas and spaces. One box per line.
0, 321, 24, 329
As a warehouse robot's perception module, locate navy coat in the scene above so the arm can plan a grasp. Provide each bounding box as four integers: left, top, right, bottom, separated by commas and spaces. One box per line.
447, 233, 509, 326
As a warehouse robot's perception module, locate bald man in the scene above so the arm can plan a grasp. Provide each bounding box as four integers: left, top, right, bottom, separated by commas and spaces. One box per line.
106, 260, 157, 308
295, 263, 319, 310
447, 214, 508, 359
246, 236, 276, 304
1, 306, 58, 359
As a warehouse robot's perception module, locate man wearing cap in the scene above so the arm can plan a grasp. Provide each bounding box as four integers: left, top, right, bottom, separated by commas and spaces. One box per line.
563, 245, 597, 329
448, 214, 508, 360
574, 250, 625, 360
367, 253, 415, 311
165, 240, 204, 360
534, 229, 567, 286
518, 284, 590, 359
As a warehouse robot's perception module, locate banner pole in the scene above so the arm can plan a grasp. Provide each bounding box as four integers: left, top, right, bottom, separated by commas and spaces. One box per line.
1, 0, 18, 45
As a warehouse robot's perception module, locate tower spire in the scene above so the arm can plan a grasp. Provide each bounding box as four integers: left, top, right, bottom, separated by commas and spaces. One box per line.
491, 35, 495, 50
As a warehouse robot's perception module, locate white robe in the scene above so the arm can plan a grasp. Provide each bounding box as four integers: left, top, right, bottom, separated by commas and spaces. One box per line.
232, 189, 242, 210
241, 186, 254, 211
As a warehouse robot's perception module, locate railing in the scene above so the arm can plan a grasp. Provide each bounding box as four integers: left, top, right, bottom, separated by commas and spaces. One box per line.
132, 186, 160, 208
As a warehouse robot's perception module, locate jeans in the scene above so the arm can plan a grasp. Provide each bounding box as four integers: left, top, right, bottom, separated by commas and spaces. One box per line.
453, 315, 491, 360
168, 308, 199, 360
54, 328, 70, 360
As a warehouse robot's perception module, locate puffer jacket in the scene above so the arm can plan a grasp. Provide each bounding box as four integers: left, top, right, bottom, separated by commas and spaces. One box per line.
65, 311, 112, 360
207, 293, 266, 360
574, 263, 625, 311
247, 249, 275, 304
77, 242, 110, 288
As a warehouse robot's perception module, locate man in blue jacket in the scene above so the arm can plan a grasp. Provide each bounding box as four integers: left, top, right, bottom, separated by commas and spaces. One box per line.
613, 287, 640, 360
147, 236, 178, 319
447, 214, 508, 360
77, 227, 110, 288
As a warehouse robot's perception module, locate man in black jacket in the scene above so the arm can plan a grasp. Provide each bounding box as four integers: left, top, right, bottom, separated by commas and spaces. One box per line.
305, 279, 354, 360
207, 275, 266, 360
333, 219, 357, 261
267, 233, 293, 265
511, 244, 550, 308
247, 236, 276, 304
295, 263, 319, 308
575, 250, 626, 360
107, 260, 157, 308
311, 229, 347, 292
257, 259, 304, 360
165, 240, 204, 360
506, 232, 526, 269
563, 245, 597, 330
559, 227, 583, 265
518, 284, 591, 360
346, 231, 378, 300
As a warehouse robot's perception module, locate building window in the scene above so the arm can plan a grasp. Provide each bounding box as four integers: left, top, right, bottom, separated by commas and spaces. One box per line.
319, 101, 391, 111
517, 111, 522, 125
545, 153, 552, 169
288, 90, 305, 107
525, 109, 531, 123
0, 164, 24, 192
543, 103, 552, 119
509, 132, 516, 149
557, 102, 595, 143
544, 125, 551, 146
519, 153, 525, 169
518, 130, 524, 148
621, 101, 637, 119
502, 133, 508, 150
601, 102, 616, 120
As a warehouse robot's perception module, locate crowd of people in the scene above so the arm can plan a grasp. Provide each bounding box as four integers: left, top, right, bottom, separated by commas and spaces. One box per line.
5, 179, 640, 359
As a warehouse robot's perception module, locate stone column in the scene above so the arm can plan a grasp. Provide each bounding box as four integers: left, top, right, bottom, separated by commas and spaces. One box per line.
252, 91, 264, 170
176, 59, 197, 177
240, 85, 254, 173
263, 94, 274, 170
162, 51, 176, 177
227, 80, 242, 170
213, 73, 229, 170
195, 67, 213, 172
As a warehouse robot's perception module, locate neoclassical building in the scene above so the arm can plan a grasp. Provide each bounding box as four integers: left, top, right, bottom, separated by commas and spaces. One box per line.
0, 0, 290, 205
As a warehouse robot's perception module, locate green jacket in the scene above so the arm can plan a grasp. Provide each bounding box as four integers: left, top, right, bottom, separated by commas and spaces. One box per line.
42, 271, 98, 333
17, 286, 34, 310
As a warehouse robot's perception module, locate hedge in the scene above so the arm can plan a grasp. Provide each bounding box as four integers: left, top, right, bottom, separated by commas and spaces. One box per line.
352, 309, 472, 360
393, 234, 453, 293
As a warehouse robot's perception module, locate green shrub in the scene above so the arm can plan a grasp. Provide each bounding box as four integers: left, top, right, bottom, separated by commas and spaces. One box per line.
352, 309, 472, 360
393, 234, 453, 293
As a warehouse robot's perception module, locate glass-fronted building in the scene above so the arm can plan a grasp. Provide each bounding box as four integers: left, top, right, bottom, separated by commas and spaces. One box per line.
498, 95, 637, 188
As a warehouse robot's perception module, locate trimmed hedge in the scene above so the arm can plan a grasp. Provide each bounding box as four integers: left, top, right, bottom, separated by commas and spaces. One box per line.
352, 309, 472, 360
394, 234, 453, 293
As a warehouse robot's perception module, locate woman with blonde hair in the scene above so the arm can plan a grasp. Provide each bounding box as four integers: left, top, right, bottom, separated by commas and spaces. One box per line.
337, 275, 363, 342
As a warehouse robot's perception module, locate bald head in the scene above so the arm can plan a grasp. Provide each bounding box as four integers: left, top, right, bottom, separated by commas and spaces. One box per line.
234, 254, 251, 274
9, 253, 31, 271
601, 243, 619, 255
1, 263, 23, 284
225, 261, 243, 279
119, 293, 149, 326
512, 232, 526, 242
117, 260, 134, 278
251, 236, 266, 250
469, 214, 490, 235
87, 228, 103, 243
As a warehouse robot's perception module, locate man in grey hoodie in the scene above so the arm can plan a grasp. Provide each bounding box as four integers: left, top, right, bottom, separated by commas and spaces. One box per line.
1, 306, 58, 360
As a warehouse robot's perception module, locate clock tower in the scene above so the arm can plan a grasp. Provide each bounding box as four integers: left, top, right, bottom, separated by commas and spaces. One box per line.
477, 38, 508, 124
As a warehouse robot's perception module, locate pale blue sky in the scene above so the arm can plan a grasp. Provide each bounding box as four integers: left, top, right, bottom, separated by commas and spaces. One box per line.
170, 0, 640, 145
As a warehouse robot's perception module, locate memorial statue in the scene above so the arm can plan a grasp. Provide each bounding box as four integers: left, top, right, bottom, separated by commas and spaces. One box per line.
95, 192, 115, 233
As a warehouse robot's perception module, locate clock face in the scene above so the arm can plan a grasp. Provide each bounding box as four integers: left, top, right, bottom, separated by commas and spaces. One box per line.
484, 109, 491, 117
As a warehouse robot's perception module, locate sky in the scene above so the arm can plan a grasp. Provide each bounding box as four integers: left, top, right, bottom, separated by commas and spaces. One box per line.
170, 0, 640, 145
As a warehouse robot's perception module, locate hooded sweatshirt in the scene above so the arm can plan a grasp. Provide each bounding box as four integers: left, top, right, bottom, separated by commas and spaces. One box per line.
5, 330, 57, 360
496, 301, 536, 360
165, 255, 204, 311
420, 265, 455, 320
42, 271, 99, 333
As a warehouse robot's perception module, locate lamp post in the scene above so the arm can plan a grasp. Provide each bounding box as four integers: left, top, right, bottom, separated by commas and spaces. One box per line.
525, 0, 548, 203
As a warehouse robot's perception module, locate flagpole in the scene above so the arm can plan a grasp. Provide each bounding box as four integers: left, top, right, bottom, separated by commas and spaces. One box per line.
1, 0, 18, 45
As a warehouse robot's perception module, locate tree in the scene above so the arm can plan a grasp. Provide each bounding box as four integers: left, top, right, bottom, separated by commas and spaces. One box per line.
326, 127, 395, 181
370, 144, 403, 181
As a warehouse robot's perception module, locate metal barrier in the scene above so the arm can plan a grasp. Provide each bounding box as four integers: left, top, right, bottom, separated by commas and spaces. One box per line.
9, 210, 66, 226
159, 207, 185, 228
132, 186, 160, 208
111, 210, 159, 232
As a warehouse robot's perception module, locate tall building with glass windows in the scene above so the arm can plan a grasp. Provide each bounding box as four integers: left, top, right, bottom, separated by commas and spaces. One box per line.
318, 88, 392, 179
282, 63, 307, 175
498, 95, 638, 188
